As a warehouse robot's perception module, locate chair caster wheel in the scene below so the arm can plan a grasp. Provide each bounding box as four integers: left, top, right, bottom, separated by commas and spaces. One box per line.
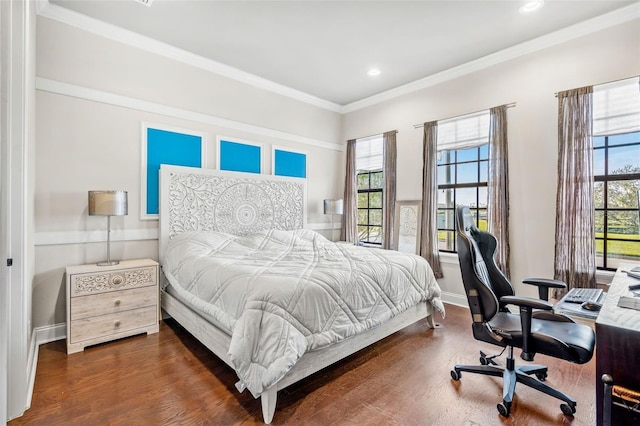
497, 401, 511, 417
480, 356, 488, 365
450, 370, 461, 380
535, 371, 547, 381
561, 403, 576, 416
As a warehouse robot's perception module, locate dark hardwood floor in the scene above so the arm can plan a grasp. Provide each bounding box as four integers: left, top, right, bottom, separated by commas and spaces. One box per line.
10, 304, 597, 425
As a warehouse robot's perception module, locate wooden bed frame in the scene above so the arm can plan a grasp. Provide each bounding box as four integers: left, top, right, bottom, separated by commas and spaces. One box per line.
157, 165, 437, 423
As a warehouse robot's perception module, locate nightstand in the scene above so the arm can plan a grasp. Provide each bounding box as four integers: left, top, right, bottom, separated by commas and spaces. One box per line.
66, 258, 159, 354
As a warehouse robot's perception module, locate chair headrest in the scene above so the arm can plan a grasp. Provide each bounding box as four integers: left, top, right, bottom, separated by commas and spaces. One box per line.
457, 205, 476, 235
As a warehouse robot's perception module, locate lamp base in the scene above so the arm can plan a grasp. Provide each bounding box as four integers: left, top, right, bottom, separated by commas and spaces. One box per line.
97, 260, 120, 267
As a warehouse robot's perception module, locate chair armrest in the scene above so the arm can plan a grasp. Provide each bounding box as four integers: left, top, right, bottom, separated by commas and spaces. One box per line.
522, 278, 567, 301
523, 278, 566, 288
500, 295, 553, 361
500, 295, 553, 311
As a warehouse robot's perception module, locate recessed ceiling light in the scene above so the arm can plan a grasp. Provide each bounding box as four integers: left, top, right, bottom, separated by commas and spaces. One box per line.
519, 1, 544, 14
367, 68, 381, 77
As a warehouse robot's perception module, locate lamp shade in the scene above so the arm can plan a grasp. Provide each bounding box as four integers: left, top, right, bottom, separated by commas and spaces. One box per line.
88, 190, 128, 216
323, 199, 343, 215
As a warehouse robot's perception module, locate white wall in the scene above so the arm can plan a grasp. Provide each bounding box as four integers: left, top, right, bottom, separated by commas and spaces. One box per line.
33, 16, 345, 328
31, 12, 640, 326
342, 20, 640, 305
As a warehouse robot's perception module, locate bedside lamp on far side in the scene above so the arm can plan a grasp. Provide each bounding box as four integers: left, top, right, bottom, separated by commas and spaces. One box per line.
324, 198, 343, 242
88, 190, 128, 266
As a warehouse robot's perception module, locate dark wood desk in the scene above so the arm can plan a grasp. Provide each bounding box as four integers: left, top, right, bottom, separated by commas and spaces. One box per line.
595, 265, 640, 426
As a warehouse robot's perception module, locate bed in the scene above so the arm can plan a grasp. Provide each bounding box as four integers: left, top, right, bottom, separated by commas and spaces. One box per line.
158, 165, 444, 423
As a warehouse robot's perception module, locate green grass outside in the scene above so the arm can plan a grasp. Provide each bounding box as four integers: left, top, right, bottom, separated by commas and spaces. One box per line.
595, 232, 640, 259
436, 229, 640, 260
437, 219, 487, 241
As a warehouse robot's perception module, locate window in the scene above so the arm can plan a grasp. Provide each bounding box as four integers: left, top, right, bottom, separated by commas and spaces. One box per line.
593, 77, 640, 270
594, 131, 640, 269
436, 111, 490, 252
593, 132, 640, 270
356, 135, 384, 245
437, 146, 489, 251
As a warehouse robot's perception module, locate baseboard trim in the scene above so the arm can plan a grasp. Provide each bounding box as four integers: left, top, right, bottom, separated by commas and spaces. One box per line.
441, 291, 469, 308
34, 323, 67, 345
26, 324, 67, 409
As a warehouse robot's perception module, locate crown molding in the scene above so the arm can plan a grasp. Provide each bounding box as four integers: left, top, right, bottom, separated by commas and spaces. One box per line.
36, 0, 640, 115
342, 3, 640, 113
36, 77, 344, 151
35, 0, 343, 113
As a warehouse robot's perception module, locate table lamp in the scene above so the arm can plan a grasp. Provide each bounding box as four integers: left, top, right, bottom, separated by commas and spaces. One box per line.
88, 190, 128, 266
324, 199, 343, 241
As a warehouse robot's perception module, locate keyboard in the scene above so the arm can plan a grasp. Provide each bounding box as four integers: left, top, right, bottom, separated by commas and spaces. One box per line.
564, 288, 604, 304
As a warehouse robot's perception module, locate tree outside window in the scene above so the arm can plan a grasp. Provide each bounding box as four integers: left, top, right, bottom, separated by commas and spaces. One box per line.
435, 110, 490, 253
357, 170, 383, 244
355, 135, 384, 246
594, 131, 640, 270
437, 145, 489, 252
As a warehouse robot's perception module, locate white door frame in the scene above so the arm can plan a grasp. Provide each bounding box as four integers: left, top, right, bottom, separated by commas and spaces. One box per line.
1, 0, 36, 422
0, 0, 8, 412
0, 1, 9, 421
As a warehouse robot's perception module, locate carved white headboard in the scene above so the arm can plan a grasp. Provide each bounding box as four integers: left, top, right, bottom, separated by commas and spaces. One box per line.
158, 165, 307, 263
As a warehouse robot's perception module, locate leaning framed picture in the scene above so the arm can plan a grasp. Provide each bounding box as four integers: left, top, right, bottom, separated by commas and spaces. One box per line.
141, 123, 206, 220
393, 200, 422, 254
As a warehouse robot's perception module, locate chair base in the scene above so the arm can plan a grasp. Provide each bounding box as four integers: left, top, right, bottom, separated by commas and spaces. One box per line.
451, 350, 577, 417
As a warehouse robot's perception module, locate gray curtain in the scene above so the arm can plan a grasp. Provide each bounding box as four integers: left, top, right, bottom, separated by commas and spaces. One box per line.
382, 131, 397, 249
554, 86, 596, 294
341, 139, 358, 243
419, 121, 443, 278
487, 105, 510, 278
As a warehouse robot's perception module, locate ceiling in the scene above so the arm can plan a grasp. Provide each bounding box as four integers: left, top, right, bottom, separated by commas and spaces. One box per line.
49, 0, 638, 107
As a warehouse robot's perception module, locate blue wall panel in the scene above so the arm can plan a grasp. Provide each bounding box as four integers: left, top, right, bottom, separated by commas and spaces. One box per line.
146, 128, 202, 215
219, 140, 261, 173
274, 149, 306, 178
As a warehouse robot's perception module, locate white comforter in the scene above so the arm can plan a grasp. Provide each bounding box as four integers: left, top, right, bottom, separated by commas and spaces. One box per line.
163, 229, 444, 398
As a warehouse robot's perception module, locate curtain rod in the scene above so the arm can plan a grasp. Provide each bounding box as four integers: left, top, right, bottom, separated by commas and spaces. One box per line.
554, 75, 640, 97
412, 103, 516, 129
350, 130, 398, 141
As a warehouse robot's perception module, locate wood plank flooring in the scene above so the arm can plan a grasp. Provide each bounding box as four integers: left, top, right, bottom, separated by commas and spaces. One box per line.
10, 304, 597, 425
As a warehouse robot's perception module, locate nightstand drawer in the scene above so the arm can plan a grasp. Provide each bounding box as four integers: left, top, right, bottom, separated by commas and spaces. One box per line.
69, 305, 157, 344
71, 266, 157, 297
70, 286, 157, 321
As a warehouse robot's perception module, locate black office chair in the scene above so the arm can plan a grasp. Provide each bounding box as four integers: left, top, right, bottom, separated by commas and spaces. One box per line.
450, 206, 596, 417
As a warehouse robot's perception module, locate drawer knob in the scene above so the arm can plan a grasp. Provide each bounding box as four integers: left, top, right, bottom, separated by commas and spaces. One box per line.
114, 299, 121, 306
114, 320, 121, 327
111, 275, 124, 286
